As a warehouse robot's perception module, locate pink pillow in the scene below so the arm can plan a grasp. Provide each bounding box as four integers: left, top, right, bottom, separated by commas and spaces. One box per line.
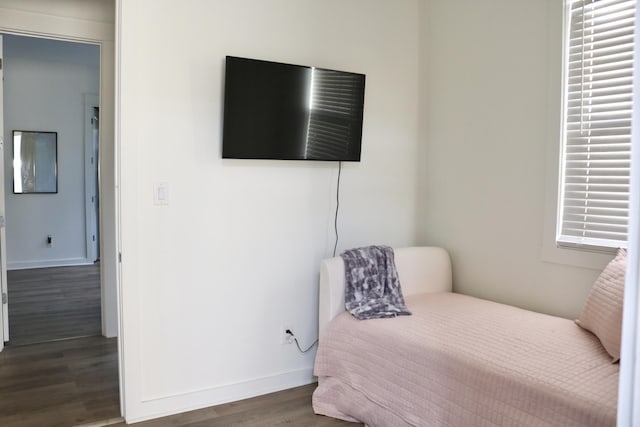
576, 248, 627, 362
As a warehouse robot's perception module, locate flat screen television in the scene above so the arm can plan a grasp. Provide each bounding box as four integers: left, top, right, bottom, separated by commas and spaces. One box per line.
222, 56, 365, 161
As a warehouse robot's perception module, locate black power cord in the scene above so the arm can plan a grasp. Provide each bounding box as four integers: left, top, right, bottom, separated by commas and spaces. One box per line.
286, 162, 340, 356
284, 163, 340, 355
285, 329, 318, 353
332, 161, 342, 257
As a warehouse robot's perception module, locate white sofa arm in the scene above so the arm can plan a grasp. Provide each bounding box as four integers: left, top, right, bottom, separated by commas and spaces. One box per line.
318, 246, 452, 336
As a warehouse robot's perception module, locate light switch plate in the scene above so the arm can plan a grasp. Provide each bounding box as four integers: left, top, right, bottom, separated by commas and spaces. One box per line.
153, 182, 169, 205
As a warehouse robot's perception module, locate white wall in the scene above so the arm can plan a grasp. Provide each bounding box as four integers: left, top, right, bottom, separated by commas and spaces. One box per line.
418, 0, 614, 320
3, 35, 99, 269
117, 0, 420, 421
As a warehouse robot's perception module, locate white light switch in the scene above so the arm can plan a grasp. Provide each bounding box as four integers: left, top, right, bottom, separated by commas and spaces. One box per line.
153, 182, 169, 205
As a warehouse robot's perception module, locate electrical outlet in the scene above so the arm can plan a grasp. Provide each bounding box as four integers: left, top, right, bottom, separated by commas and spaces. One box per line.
281, 325, 293, 345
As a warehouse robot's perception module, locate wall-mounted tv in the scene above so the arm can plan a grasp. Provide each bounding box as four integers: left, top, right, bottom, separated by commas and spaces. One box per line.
222, 56, 365, 161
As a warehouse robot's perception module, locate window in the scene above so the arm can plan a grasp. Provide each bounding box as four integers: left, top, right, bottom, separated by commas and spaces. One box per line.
558, 0, 635, 249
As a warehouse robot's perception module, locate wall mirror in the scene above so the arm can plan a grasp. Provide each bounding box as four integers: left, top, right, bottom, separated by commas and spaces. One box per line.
13, 130, 58, 194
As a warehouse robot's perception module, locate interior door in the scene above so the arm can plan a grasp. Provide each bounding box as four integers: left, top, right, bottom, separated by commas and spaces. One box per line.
0, 34, 8, 350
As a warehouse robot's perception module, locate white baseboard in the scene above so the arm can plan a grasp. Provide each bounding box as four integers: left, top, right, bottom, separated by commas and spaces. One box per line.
125, 368, 315, 424
8, 257, 94, 270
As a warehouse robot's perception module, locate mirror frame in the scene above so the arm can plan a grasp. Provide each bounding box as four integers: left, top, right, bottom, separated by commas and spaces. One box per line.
12, 130, 58, 194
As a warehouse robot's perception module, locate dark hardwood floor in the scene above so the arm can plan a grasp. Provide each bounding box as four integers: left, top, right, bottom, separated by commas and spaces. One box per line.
7, 263, 101, 345
0, 332, 356, 427
2, 264, 356, 426
117, 383, 359, 427
0, 334, 354, 427
0, 335, 121, 427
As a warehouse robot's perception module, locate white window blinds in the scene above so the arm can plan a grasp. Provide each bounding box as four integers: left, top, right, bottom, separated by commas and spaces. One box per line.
558, 0, 635, 248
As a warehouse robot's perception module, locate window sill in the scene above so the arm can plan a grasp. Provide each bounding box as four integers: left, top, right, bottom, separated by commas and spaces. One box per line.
540, 238, 615, 271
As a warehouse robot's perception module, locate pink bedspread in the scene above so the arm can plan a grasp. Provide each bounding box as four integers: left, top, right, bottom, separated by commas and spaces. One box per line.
313, 292, 619, 426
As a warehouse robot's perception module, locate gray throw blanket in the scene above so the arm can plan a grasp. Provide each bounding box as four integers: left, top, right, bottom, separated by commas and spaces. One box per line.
341, 245, 411, 320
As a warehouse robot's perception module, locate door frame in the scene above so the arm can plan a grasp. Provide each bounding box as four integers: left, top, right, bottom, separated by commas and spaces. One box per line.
0, 3, 122, 417
0, 34, 6, 351
84, 94, 100, 263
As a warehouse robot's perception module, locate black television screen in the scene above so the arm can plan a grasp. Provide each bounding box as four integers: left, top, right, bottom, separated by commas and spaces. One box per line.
222, 56, 365, 161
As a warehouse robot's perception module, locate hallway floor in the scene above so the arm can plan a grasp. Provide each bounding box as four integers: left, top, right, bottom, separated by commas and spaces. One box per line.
7, 263, 101, 345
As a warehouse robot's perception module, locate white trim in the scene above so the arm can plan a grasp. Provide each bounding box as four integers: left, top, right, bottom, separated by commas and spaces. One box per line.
0, 7, 113, 43
98, 39, 118, 341
616, 1, 640, 423
0, 33, 5, 350
8, 258, 94, 271
126, 368, 314, 424
114, 0, 125, 415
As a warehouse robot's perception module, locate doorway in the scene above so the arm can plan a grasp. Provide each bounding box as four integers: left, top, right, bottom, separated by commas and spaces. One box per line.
0, 8, 121, 421
2, 34, 102, 345
0, 5, 119, 350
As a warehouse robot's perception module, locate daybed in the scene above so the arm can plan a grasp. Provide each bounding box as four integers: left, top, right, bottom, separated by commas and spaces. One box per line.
312, 247, 622, 427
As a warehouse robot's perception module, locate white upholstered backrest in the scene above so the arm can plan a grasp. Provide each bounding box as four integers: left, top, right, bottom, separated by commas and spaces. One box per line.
318, 246, 452, 336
